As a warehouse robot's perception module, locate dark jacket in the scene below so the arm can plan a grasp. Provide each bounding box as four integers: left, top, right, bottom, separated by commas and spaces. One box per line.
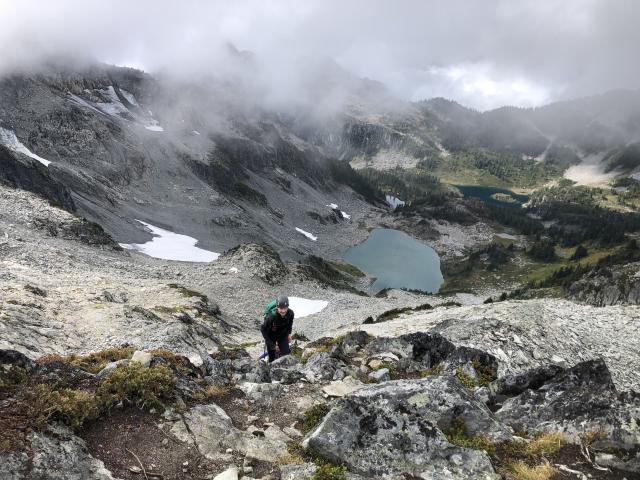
261, 309, 294, 342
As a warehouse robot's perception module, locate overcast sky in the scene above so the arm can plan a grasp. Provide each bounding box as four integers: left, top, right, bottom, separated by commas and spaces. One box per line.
1, 0, 638, 110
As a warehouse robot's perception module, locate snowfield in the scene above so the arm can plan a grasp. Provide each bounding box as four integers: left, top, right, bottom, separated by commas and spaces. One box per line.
289, 296, 328, 318
119, 220, 219, 262
0, 127, 51, 167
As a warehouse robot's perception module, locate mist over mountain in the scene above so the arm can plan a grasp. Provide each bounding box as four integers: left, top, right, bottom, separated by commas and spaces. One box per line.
2, 4, 640, 480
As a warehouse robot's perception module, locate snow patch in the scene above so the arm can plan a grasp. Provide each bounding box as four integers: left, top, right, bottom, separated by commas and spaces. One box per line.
145, 123, 164, 132
289, 297, 328, 318
229, 267, 239, 273
119, 220, 219, 262
295, 227, 317, 241
95, 86, 130, 117
631, 172, 640, 181
496, 233, 517, 240
120, 90, 140, 107
386, 195, 405, 210
192, 130, 201, 135
340, 211, 351, 219
0, 127, 51, 166
327, 203, 339, 209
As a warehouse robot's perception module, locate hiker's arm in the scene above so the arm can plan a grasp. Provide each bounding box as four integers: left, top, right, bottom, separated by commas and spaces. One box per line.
286, 312, 294, 336
261, 315, 276, 350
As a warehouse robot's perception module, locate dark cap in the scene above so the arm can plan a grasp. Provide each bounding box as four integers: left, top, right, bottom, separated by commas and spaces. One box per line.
277, 295, 289, 308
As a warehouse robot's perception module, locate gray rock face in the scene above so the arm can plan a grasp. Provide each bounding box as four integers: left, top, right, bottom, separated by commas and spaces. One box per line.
364, 336, 413, 360
301, 352, 346, 382
0, 426, 117, 480
496, 359, 640, 448
268, 355, 303, 384
362, 299, 640, 392
305, 377, 508, 479
170, 403, 288, 462
567, 263, 640, 306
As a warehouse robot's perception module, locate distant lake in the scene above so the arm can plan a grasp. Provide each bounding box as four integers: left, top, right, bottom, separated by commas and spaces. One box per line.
455, 185, 529, 208
344, 228, 443, 294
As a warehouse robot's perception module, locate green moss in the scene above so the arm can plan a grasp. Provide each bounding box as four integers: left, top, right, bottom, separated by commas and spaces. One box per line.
302, 403, 331, 434
152, 305, 187, 315
443, 418, 496, 458
455, 368, 476, 388
310, 464, 348, 480
167, 283, 208, 301
471, 358, 498, 387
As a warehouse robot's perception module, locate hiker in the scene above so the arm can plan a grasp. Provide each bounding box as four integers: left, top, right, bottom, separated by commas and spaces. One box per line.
261, 295, 294, 362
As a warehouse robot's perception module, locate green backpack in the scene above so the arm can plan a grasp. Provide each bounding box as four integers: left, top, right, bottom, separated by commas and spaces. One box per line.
262, 299, 278, 319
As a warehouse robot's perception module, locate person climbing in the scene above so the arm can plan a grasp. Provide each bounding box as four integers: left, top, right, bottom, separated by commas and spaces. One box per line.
261, 295, 294, 362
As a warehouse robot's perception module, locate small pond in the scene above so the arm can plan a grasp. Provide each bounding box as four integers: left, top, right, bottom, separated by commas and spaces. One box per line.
344, 228, 443, 294
455, 185, 529, 208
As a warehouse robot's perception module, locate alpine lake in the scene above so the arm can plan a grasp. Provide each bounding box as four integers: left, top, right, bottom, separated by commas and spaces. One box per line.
344, 228, 443, 294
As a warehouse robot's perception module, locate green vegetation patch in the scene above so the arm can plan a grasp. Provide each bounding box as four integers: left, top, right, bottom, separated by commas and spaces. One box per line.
66, 346, 136, 374
167, 283, 208, 301
302, 403, 331, 434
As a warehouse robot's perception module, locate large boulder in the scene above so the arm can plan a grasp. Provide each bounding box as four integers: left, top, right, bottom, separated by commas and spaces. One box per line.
269, 355, 304, 384
399, 332, 456, 366
301, 352, 346, 382
305, 377, 510, 479
170, 403, 289, 462
495, 359, 640, 449
0, 425, 116, 480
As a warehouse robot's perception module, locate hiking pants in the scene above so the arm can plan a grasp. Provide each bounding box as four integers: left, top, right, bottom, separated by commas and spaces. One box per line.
267, 336, 290, 362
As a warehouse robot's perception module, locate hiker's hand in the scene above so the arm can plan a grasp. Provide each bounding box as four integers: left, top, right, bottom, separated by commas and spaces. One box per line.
288, 335, 292, 342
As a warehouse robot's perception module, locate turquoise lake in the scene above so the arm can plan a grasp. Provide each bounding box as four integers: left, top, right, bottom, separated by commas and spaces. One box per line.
344, 228, 443, 293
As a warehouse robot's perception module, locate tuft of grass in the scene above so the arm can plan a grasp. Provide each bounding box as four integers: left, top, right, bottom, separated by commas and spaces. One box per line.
526, 432, 566, 456
302, 403, 331, 434
30, 385, 99, 430
310, 464, 348, 480
192, 385, 230, 402
505, 461, 556, 480
67, 346, 136, 374
292, 333, 310, 342
455, 368, 476, 388
36, 354, 67, 365
97, 363, 174, 412
443, 418, 495, 458
276, 452, 306, 465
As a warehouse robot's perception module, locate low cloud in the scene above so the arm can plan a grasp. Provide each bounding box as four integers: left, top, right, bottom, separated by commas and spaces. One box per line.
1, 0, 638, 110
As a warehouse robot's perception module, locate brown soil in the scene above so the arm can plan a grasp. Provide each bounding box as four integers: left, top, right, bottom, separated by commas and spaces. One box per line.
81, 407, 225, 480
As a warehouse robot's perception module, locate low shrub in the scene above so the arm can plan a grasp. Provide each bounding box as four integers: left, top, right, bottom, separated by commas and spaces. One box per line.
30, 384, 99, 429
97, 363, 174, 411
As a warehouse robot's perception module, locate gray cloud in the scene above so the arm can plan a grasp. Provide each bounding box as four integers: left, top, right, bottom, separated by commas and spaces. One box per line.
1, 0, 638, 110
